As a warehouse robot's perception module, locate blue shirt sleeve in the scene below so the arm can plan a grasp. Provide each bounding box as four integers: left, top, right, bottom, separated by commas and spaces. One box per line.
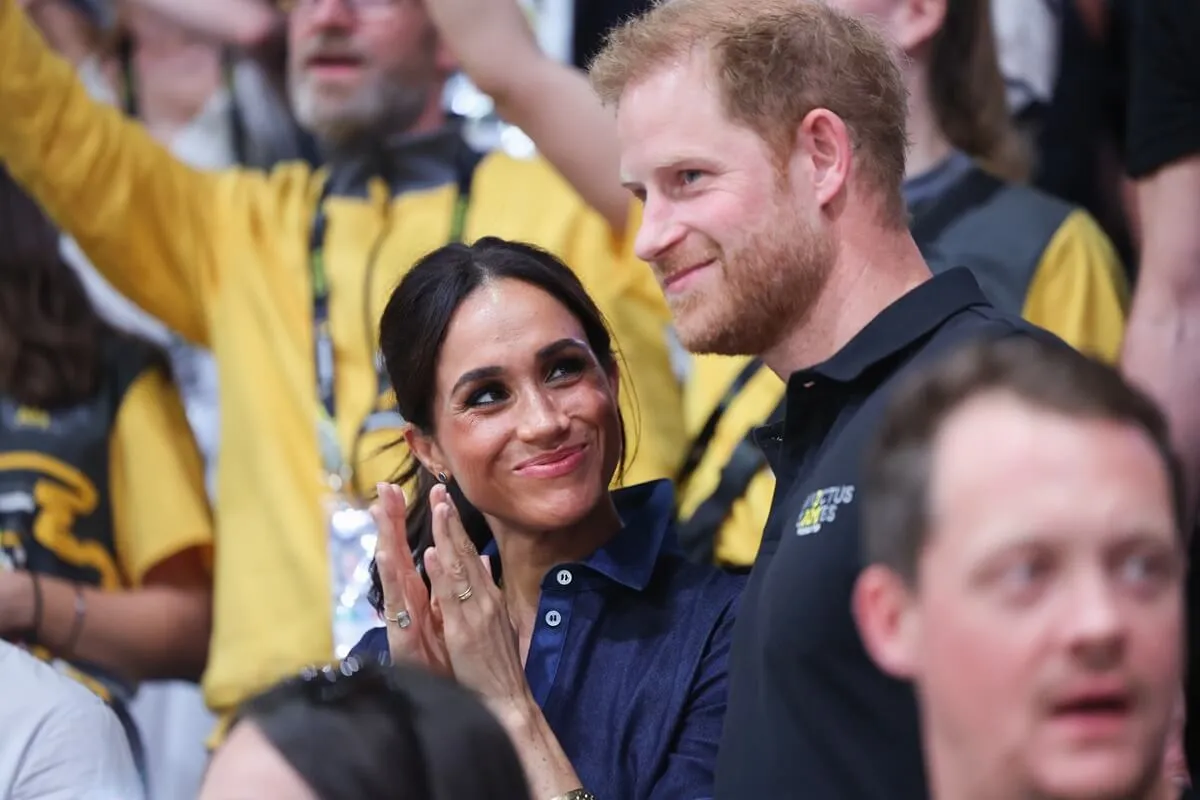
348, 626, 391, 666
646, 587, 740, 800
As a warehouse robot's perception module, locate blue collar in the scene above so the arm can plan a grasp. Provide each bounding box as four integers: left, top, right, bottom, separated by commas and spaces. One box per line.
483, 480, 677, 593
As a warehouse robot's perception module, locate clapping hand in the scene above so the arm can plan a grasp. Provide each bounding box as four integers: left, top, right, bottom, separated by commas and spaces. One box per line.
424, 484, 536, 724
372, 483, 453, 676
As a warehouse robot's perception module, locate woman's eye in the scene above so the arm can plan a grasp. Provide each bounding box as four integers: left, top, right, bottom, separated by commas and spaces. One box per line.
680, 169, 703, 185
466, 385, 507, 407
547, 357, 587, 382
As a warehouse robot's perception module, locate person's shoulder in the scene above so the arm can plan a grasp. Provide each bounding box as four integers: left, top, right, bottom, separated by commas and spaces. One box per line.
925, 300, 1061, 362
348, 626, 392, 666
653, 550, 746, 617
0, 642, 113, 727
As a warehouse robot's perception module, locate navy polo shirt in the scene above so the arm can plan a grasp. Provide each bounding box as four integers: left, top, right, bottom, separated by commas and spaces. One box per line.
353, 480, 744, 800
714, 268, 1052, 799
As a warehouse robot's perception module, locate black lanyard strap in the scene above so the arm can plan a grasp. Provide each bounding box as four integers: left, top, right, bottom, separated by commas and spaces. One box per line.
309, 146, 479, 421
676, 357, 765, 488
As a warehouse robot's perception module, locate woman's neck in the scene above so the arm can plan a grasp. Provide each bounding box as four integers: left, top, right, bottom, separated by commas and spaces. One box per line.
492, 496, 624, 658
903, 60, 955, 179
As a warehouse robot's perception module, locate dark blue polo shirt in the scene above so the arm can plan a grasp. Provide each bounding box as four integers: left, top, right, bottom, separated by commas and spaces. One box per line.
353, 480, 744, 800
714, 269, 1050, 799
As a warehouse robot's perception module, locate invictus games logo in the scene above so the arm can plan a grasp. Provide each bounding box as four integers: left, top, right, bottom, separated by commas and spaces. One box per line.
795, 484, 856, 536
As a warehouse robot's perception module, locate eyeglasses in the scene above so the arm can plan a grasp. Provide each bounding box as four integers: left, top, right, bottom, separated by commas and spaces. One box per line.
278, 0, 402, 13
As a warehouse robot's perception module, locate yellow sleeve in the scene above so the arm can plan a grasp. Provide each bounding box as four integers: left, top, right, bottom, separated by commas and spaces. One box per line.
0, 0, 252, 345
570, 202, 688, 486
110, 367, 213, 587
1022, 210, 1131, 364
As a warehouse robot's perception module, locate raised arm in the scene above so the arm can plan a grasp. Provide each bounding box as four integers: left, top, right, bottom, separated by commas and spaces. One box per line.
426, 0, 629, 234
1122, 0, 1200, 521
0, 0, 251, 344
1123, 159, 1200, 518
123, 0, 282, 49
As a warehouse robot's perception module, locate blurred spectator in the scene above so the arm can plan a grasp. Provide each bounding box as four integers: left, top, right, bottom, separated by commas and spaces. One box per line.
1123, 0, 1200, 787
201, 660, 531, 800
998, 0, 1137, 272
0, 0, 683, 735
0, 167, 212, 777
0, 639, 144, 800
855, 337, 1186, 800
675, 0, 1129, 569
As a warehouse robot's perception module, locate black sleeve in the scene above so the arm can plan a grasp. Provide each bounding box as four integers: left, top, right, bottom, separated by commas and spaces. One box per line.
1125, 0, 1200, 178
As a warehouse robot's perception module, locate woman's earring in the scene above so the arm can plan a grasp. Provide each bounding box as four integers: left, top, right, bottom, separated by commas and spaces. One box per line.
436, 471, 449, 484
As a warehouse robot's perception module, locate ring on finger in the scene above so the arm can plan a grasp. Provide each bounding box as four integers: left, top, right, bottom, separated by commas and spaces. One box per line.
456, 584, 474, 603
384, 608, 412, 629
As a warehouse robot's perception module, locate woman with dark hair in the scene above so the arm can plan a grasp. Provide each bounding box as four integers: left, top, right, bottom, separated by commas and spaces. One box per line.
0, 167, 213, 769
200, 659, 531, 800
351, 237, 741, 800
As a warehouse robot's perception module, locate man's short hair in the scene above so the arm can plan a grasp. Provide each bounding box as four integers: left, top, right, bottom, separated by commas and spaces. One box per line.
589, 0, 910, 226
862, 336, 1185, 585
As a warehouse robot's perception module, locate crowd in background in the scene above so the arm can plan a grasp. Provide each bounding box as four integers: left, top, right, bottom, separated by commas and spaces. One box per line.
0, 0, 1196, 798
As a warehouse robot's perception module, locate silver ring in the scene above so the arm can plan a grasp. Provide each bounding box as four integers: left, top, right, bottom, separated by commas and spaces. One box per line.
456, 585, 474, 603
384, 609, 412, 629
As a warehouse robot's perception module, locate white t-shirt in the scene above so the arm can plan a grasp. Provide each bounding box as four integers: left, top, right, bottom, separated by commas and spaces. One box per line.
0, 641, 144, 800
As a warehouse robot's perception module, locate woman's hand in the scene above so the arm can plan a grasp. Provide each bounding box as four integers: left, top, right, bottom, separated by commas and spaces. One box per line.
424, 484, 535, 722
373, 483, 452, 676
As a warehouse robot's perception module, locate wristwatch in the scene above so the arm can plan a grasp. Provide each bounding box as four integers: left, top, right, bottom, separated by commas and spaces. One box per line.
550, 791, 596, 800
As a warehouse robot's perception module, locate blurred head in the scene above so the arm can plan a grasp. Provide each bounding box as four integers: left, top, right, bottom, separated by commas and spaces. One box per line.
201, 660, 531, 800
827, 0, 1027, 181
285, 0, 456, 147
378, 237, 625, 554
854, 337, 1186, 800
591, 0, 909, 359
0, 167, 105, 408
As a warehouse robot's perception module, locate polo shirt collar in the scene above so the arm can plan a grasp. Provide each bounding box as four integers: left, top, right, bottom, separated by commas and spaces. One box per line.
483, 480, 676, 593
792, 266, 989, 388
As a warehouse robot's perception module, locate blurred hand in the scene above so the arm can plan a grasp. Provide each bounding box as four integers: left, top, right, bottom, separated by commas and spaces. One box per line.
372, 483, 453, 676
424, 484, 535, 723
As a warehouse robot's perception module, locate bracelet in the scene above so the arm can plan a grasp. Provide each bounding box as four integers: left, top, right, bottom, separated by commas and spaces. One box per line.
62, 584, 86, 657
550, 791, 596, 800
27, 571, 43, 644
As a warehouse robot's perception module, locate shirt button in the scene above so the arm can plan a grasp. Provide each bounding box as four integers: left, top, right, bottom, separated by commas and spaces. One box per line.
545, 610, 562, 628
556, 569, 573, 586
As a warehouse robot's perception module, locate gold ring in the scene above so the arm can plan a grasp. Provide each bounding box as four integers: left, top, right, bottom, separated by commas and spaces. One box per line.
456, 585, 474, 602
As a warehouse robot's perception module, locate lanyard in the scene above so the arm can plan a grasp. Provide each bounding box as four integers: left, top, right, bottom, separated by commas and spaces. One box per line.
308, 153, 477, 427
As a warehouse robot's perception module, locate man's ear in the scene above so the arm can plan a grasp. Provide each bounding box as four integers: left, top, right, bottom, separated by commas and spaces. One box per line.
852, 564, 922, 680
404, 426, 448, 479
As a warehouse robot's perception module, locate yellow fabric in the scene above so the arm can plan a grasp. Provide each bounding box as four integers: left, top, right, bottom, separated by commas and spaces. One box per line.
1021, 209, 1130, 364
0, 0, 683, 715
680, 212, 1129, 570
110, 367, 213, 587
679, 356, 784, 568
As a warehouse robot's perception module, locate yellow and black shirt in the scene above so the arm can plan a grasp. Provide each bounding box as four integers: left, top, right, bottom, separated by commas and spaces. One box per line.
0, 334, 212, 707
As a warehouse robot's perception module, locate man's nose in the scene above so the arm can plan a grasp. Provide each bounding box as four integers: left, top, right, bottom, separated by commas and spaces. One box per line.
633, 195, 684, 266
